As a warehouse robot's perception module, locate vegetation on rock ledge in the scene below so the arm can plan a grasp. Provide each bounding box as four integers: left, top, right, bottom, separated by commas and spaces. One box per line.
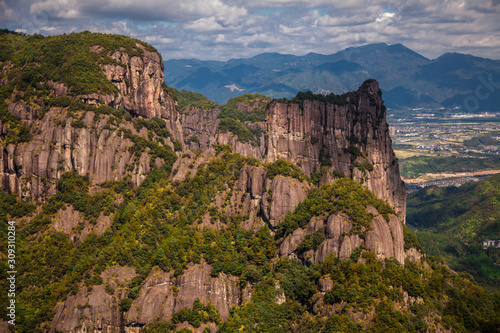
276, 178, 396, 239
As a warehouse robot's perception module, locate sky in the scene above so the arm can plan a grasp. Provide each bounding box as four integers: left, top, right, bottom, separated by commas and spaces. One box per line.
1, 0, 499, 61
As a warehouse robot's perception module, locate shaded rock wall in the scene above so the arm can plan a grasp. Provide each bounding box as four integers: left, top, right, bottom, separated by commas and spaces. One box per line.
180, 80, 406, 221
0, 110, 156, 198
52, 204, 113, 242
51, 266, 136, 333
173, 157, 310, 232
264, 80, 406, 220
101, 45, 183, 141
180, 105, 266, 158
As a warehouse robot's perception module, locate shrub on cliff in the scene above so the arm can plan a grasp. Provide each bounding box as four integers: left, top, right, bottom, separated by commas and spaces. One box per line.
276, 178, 396, 239
266, 158, 307, 182
0, 100, 32, 145
218, 94, 271, 123
217, 117, 260, 146
1, 31, 157, 96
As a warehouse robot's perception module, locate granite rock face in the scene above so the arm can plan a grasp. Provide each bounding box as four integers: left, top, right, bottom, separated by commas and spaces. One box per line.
0, 110, 156, 198
52, 204, 113, 242
51, 266, 137, 333
264, 80, 406, 221
100, 45, 182, 139
0, 45, 182, 198
279, 206, 405, 266
51, 264, 240, 332
180, 104, 266, 158
179, 80, 406, 221
262, 175, 309, 228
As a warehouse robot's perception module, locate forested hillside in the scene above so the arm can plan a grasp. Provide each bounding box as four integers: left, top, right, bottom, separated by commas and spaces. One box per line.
0, 30, 499, 333
407, 174, 500, 291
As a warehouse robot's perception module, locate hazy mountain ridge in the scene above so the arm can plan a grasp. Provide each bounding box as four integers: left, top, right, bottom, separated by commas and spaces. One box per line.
165, 43, 500, 111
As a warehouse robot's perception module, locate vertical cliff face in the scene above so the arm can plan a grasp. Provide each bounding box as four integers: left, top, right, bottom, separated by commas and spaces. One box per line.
178, 80, 405, 221
278, 207, 405, 266
264, 80, 406, 220
100, 45, 182, 140
0, 111, 158, 198
0, 43, 183, 198
180, 99, 267, 158
51, 264, 240, 333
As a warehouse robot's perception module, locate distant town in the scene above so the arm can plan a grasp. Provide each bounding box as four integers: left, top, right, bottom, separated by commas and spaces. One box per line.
387, 109, 500, 189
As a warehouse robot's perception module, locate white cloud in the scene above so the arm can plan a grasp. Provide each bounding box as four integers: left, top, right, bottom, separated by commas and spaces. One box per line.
144, 36, 176, 44
376, 12, 396, 23
232, 0, 365, 9
25, 0, 247, 23
1, 0, 498, 61
184, 17, 224, 31
279, 24, 306, 36
215, 34, 227, 42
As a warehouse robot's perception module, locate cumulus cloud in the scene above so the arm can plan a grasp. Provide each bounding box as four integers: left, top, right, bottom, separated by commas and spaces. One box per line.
376, 12, 396, 23
184, 17, 225, 31
0, 0, 498, 61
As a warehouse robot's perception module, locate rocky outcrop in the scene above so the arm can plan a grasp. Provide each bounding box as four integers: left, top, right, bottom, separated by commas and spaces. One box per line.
170, 153, 310, 233
181, 105, 266, 158
100, 45, 182, 141
181, 106, 220, 151
264, 80, 405, 220
279, 206, 405, 265
0, 110, 159, 198
261, 175, 310, 229
215, 131, 265, 160
51, 264, 240, 332
52, 205, 113, 242
0, 44, 183, 198
51, 266, 136, 333
172, 263, 240, 320
179, 80, 405, 221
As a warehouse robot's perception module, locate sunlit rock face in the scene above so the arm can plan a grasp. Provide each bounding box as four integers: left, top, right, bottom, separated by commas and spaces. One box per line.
264, 80, 406, 221
0, 44, 183, 199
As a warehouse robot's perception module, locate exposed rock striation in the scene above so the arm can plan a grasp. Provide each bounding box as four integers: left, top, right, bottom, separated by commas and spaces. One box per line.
51, 266, 137, 333
52, 204, 113, 242
264, 80, 406, 220
0, 110, 157, 198
0, 45, 183, 198
180, 105, 266, 158
51, 264, 240, 332
180, 80, 406, 221
279, 206, 405, 265
100, 45, 183, 140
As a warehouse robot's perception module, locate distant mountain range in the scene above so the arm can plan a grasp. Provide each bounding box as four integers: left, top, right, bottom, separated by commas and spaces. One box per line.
164, 43, 500, 111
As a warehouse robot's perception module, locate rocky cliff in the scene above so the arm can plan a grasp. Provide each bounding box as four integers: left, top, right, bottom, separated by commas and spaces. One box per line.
99, 45, 182, 135
179, 80, 406, 221
0, 39, 182, 198
180, 97, 267, 158
9, 33, 488, 333
51, 264, 240, 333
263, 80, 406, 221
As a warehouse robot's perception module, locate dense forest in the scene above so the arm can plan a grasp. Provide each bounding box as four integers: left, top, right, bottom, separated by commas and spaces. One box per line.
407, 173, 500, 292
1, 153, 499, 332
